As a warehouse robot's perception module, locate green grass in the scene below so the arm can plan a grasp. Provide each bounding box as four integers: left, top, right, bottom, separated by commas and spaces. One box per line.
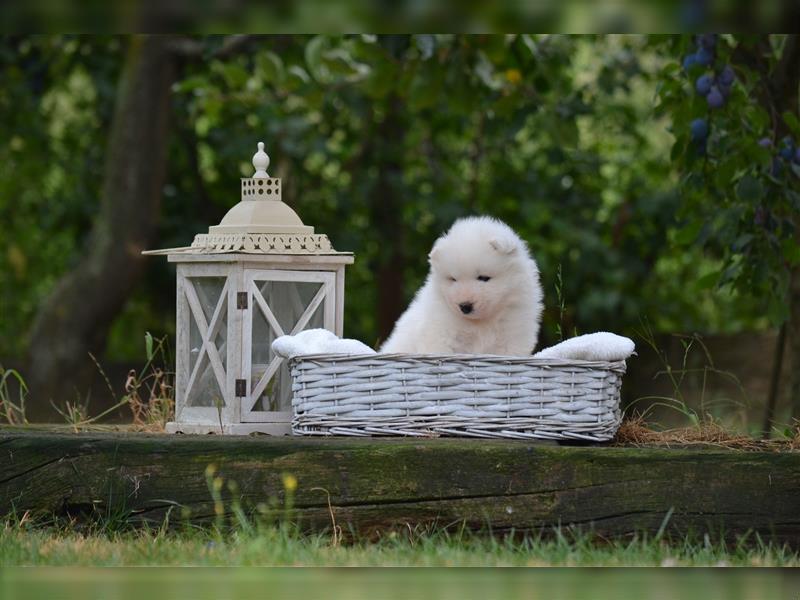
3, 522, 799, 600
2, 567, 796, 600
2, 521, 798, 567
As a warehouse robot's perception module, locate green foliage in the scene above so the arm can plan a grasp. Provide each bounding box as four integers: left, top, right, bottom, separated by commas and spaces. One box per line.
1, 35, 787, 360
163, 33, 734, 347
0, 36, 123, 355
0, 365, 28, 425
654, 34, 800, 325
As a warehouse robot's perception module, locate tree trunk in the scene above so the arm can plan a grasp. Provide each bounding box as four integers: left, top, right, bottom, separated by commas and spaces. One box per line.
733, 35, 800, 423
25, 35, 179, 407
368, 36, 411, 344
775, 36, 800, 422
371, 93, 408, 343
791, 271, 800, 422
763, 323, 786, 437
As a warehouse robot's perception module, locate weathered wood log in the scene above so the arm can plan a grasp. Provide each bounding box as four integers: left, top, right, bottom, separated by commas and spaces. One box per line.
1, 430, 799, 543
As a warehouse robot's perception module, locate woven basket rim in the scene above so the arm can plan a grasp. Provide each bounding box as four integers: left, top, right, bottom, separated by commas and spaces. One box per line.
288, 352, 627, 370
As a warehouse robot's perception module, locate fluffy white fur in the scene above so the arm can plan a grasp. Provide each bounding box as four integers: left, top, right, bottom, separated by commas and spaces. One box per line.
380, 216, 544, 356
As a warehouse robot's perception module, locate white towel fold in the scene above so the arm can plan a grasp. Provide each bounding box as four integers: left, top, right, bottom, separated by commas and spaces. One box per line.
272, 329, 634, 362
533, 332, 635, 362
272, 328, 376, 359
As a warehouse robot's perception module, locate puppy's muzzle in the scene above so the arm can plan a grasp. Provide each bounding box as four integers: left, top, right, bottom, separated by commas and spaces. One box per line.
459, 302, 474, 315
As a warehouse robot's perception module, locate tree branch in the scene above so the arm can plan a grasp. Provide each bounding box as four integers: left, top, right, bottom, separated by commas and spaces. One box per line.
167, 34, 259, 60
773, 35, 800, 93
731, 35, 800, 137
772, 34, 800, 124
176, 116, 217, 224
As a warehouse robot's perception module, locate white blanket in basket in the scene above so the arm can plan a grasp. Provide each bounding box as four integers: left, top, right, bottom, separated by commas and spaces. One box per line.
534, 332, 635, 361
272, 329, 635, 362
271, 329, 374, 358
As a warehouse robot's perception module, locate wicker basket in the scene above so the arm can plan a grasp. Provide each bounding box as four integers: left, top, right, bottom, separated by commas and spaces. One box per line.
289, 354, 625, 441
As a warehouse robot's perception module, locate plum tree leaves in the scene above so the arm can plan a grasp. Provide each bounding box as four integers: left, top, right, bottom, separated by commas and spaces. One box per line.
658, 34, 800, 324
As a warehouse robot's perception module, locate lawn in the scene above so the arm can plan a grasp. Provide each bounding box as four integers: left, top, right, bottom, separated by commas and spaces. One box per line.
3, 522, 800, 599
2, 522, 798, 567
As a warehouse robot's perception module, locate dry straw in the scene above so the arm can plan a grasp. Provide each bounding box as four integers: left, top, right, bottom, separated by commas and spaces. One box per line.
615, 415, 800, 451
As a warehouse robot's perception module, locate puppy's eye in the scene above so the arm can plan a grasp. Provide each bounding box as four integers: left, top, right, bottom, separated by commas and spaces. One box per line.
448, 276, 457, 282
477, 275, 491, 282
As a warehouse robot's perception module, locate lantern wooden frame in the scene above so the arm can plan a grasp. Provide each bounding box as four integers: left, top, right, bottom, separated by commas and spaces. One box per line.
147, 143, 353, 435
169, 254, 351, 434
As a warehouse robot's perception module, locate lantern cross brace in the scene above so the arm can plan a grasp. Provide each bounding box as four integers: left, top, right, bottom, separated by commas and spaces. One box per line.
244, 280, 328, 411
183, 278, 229, 405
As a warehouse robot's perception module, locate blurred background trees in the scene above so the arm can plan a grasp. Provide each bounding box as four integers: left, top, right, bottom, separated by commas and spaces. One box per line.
1, 34, 798, 430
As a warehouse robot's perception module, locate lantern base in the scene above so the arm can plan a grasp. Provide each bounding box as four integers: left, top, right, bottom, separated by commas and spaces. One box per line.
165, 422, 291, 436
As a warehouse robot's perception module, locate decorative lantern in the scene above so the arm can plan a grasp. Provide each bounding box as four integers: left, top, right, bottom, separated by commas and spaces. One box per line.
145, 143, 353, 434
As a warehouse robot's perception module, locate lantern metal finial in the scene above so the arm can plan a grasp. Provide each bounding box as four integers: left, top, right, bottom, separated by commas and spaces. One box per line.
253, 142, 270, 178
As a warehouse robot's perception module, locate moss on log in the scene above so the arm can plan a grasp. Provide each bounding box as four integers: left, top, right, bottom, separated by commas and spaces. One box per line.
1, 430, 798, 542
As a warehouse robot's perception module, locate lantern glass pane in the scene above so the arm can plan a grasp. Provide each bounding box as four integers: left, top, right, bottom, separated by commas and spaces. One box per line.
194, 277, 226, 323
185, 353, 224, 408
250, 280, 325, 412
254, 280, 323, 335
184, 276, 228, 408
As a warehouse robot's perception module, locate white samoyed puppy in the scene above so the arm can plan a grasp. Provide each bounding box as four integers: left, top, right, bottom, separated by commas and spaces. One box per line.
380, 216, 544, 356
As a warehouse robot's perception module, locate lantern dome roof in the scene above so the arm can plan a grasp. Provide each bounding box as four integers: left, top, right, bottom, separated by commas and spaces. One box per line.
144, 142, 349, 256
209, 142, 313, 235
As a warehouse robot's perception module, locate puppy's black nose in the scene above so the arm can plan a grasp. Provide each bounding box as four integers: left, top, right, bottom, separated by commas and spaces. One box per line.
459, 302, 473, 314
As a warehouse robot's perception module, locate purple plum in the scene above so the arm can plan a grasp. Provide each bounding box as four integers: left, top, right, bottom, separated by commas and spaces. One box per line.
779, 137, 795, 161
706, 86, 724, 108
697, 34, 718, 49
695, 74, 713, 95
690, 118, 709, 141
682, 53, 699, 70
696, 47, 713, 66
718, 65, 735, 86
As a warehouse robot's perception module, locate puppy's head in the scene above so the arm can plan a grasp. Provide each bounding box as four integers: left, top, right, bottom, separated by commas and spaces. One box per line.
428, 217, 527, 321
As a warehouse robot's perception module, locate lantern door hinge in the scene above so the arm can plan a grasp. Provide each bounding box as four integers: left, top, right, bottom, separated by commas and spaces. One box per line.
235, 379, 247, 397
237, 292, 248, 309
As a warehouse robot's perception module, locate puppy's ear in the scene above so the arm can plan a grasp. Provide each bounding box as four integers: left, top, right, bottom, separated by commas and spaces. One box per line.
428, 239, 442, 263
489, 236, 518, 255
